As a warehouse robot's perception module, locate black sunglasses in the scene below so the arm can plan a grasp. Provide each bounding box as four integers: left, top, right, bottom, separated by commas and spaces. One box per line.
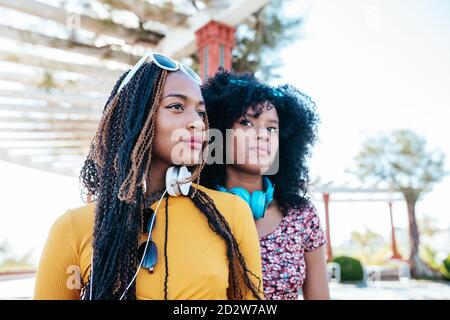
138, 207, 158, 273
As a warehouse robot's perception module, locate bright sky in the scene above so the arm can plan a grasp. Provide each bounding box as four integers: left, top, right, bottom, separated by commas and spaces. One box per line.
276, 0, 450, 249
1, 0, 449, 264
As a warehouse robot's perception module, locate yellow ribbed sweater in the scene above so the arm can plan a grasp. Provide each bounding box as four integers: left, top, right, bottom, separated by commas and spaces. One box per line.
33, 184, 264, 300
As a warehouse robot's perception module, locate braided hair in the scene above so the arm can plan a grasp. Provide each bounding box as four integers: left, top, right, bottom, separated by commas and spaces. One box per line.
79, 62, 263, 300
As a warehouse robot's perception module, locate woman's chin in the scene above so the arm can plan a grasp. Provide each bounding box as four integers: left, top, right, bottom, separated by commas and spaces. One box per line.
171, 155, 202, 166
233, 163, 273, 176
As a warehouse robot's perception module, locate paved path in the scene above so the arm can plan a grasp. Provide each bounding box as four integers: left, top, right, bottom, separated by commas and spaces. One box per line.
1, 276, 449, 300
325, 280, 450, 300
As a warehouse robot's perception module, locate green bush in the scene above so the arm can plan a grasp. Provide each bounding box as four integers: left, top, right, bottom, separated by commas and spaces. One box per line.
332, 256, 364, 282
441, 254, 450, 281
443, 255, 450, 272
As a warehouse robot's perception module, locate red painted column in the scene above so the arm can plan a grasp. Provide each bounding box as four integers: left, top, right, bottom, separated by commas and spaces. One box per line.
195, 20, 236, 81
388, 201, 402, 260
323, 193, 333, 262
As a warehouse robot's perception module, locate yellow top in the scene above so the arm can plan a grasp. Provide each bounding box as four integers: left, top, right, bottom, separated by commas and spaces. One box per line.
33, 184, 264, 300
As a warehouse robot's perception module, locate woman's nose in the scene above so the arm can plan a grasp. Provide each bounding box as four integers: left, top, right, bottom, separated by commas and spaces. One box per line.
187, 119, 205, 131
257, 128, 270, 141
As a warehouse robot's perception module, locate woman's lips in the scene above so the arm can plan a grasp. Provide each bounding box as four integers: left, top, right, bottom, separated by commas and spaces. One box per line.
257, 148, 269, 155
182, 136, 204, 150
250, 145, 270, 155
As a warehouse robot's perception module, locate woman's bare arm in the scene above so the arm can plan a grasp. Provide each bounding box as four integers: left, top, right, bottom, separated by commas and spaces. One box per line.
302, 245, 330, 300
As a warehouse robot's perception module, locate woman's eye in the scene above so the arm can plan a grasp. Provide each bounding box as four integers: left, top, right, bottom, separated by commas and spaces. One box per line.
267, 127, 279, 133
239, 119, 253, 127
197, 110, 207, 118
166, 103, 184, 111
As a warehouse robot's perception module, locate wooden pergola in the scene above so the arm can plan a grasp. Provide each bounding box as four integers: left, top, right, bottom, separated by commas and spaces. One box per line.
0, 0, 268, 177
311, 182, 405, 262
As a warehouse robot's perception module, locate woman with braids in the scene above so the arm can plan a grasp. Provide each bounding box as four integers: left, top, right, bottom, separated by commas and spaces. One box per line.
200, 69, 330, 300
33, 53, 264, 300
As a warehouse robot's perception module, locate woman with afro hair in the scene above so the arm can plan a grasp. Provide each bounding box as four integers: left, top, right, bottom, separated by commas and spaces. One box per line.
201, 69, 330, 300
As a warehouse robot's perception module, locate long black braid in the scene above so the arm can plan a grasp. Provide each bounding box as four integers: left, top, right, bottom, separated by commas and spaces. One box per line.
189, 188, 263, 299
79, 62, 263, 300
164, 193, 169, 300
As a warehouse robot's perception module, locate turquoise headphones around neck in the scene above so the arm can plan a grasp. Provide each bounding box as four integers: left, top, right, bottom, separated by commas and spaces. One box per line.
216, 177, 275, 220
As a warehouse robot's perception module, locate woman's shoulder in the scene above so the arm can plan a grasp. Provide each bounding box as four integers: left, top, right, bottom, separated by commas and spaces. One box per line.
285, 199, 327, 250
286, 199, 318, 218
193, 184, 254, 232
50, 201, 96, 241
66, 201, 95, 224
193, 184, 261, 261
194, 183, 252, 213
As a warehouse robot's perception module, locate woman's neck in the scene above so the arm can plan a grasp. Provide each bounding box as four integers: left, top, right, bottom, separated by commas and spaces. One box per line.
225, 166, 263, 194
145, 158, 170, 197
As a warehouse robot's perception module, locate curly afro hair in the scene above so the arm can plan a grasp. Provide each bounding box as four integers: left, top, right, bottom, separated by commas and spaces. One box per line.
200, 68, 320, 216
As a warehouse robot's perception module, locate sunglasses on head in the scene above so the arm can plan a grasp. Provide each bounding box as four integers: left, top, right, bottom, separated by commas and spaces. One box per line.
118, 51, 203, 93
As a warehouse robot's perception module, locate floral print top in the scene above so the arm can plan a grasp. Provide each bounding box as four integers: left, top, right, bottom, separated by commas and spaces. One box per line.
259, 202, 326, 300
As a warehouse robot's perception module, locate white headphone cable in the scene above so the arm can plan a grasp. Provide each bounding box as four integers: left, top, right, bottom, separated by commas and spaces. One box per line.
118, 187, 169, 300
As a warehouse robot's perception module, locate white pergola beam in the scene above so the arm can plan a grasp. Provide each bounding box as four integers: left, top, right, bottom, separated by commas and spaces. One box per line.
96, 0, 188, 28
0, 89, 107, 108
0, 140, 90, 148
0, 70, 114, 93
0, 122, 97, 130
7, 147, 88, 156
0, 25, 139, 65
0, 50, 123, 80
0, 128, 96, 134
0, 0, 163, 45
0, 116, 99, 125
0, 134, 94, 142
0, 104, 102, 117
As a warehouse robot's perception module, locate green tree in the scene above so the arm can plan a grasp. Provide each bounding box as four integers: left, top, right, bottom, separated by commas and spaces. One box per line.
351, 227, 386, 264
417, 213, 442, 238
352, 129, 447, 277
232, 0, 303, 81
351, 226, 383, 247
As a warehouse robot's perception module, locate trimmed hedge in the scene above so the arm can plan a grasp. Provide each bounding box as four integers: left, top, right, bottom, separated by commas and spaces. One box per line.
442, 254, 450, 281
332, 256, 364, 282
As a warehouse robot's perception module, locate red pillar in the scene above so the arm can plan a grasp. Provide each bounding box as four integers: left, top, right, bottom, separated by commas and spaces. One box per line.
388, 201, 402, 260
323, 193, 333, 262
195, 20, 236, 81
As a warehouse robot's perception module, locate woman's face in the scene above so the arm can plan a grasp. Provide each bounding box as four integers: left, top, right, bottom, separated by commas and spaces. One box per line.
228, 102, 280, 175
153, 71, 206, 166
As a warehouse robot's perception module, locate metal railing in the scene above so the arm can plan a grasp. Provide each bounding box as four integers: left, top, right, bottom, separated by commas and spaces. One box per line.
0, 270, 36, 282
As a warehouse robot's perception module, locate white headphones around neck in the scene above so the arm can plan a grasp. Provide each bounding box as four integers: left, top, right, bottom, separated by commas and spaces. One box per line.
89, 165, 192, 300
165, 165, 192, 196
